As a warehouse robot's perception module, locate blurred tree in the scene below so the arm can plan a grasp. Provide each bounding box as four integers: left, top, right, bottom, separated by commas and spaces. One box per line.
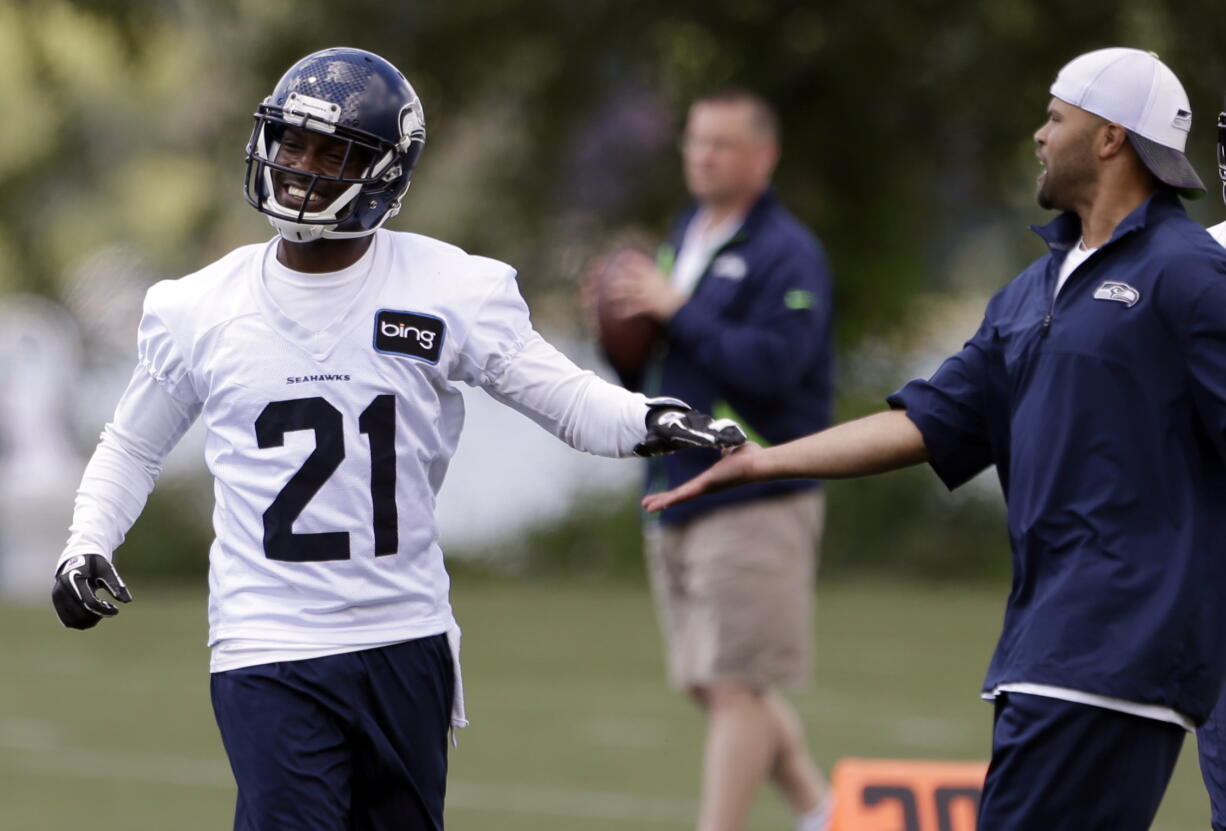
6, 0, 1224, 331
5, 0, 1225, 580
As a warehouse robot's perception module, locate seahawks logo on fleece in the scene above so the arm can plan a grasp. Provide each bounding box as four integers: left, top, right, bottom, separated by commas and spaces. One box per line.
374, 309, 445, 363
710, 254, 747, 280
1092, 281, 1140, 308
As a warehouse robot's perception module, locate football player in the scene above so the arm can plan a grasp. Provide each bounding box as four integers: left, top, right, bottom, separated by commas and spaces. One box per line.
52, 47, 744, 831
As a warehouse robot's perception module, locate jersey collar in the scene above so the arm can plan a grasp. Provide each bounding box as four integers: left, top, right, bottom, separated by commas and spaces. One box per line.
249, 231, 393, 360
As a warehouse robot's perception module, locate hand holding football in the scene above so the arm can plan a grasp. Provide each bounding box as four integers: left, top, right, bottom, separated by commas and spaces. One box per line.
591, 248, 671, 378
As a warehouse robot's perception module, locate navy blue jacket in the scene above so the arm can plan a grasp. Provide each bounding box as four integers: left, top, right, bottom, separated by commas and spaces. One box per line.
640, 190, 834, 525
889, 189, 1226, 722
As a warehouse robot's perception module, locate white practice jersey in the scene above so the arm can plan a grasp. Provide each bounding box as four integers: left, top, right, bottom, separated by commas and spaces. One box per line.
1211, 221, 1226, 248
64, 230, 652, 669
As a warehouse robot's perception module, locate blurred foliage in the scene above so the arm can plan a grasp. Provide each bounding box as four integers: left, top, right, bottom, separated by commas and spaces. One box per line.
5, 0, 1224, 330
6, 1, 1225, 582
444, 472, 1010, 584
111, 482, 212, 581
448, 494, 650, 582
822, 469, 1010, 582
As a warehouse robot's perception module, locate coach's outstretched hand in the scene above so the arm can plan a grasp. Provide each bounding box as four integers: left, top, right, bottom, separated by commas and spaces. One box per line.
642, 442, 764, 511
52, 554, 132, 630
633, 398, 747, 458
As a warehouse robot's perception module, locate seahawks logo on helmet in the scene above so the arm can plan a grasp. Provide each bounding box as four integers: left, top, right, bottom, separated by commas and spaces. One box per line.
243, 47, 427, 242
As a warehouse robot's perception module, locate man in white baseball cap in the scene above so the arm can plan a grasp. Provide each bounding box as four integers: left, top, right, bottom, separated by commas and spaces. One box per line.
643, 46, 1226, 831
1049, 46, 1205, 197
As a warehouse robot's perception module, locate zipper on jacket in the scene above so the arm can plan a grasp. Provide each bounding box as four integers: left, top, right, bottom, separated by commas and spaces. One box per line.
1043, 238, 1106, 338
1042, 255, 1066, 338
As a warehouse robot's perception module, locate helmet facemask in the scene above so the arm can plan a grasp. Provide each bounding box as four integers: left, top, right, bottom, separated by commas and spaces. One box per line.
242, 49, 426, 242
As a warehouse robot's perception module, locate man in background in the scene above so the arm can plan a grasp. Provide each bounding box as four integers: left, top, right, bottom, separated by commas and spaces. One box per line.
599, 89, 835, 831
644, 49, 1226, 831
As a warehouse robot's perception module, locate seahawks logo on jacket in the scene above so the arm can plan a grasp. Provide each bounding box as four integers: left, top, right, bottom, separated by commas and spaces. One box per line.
1092, 281, 1140, 308
710, 254, 748, 280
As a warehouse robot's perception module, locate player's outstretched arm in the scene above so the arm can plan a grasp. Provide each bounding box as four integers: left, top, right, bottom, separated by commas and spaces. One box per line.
642, 409, 928, 511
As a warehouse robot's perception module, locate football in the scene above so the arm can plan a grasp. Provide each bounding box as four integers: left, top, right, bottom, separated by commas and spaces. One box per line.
593, 248, 664, 379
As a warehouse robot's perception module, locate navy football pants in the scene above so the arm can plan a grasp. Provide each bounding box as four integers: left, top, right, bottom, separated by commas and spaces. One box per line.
210, 635, 454, 831
979, 692, 1185, 830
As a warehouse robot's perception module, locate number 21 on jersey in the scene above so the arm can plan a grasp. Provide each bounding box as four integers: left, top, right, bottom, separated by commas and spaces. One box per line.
255, 395, 397, 562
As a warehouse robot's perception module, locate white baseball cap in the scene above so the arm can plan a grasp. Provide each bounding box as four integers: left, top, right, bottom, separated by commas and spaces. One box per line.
1050, 47, 1206, 198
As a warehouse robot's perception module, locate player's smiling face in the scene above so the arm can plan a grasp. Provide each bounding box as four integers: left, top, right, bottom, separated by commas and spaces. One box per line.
1033, 97, 1101, 212
271, 127, 372, 213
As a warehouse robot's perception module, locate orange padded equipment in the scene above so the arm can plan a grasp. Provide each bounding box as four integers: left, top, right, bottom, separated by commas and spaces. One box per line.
828, 757, 988, 831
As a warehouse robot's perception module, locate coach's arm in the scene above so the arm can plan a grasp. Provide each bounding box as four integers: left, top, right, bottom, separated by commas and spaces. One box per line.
641, 409, 928, 511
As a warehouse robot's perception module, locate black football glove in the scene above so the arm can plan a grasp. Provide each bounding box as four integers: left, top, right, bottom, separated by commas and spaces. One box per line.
633, 397, 748, 457
52, 554, 132, 630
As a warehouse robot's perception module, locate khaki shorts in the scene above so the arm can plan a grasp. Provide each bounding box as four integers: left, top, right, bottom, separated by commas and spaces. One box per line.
645, 489, 825, 691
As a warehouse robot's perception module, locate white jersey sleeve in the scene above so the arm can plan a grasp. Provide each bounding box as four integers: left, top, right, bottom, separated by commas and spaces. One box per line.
1209, 221, 1226, 248
451, 259, 651, 457
60, 298, 203, 567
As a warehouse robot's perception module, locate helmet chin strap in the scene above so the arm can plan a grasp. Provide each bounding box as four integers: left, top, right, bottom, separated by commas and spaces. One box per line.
262, 185, 362, 242
267, 214, 383, 242
268, 215, 329, 242
267, 184, 409, 242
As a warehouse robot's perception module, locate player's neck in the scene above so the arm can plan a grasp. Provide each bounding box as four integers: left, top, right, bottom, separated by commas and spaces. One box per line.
277, 235, 374, 274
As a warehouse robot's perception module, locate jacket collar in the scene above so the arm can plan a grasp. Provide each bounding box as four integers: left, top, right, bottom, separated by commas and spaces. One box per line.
1030, 186, 1186, 253
672, 188, 777, 247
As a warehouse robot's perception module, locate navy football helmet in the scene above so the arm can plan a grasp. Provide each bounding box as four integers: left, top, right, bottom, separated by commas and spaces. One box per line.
244, 48, 426, 241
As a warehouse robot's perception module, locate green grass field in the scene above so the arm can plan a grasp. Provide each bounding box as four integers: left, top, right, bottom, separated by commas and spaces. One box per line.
0, 578, 1211, 830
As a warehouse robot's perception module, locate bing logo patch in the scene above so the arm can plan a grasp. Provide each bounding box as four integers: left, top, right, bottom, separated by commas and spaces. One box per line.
374, 309, 445, 363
